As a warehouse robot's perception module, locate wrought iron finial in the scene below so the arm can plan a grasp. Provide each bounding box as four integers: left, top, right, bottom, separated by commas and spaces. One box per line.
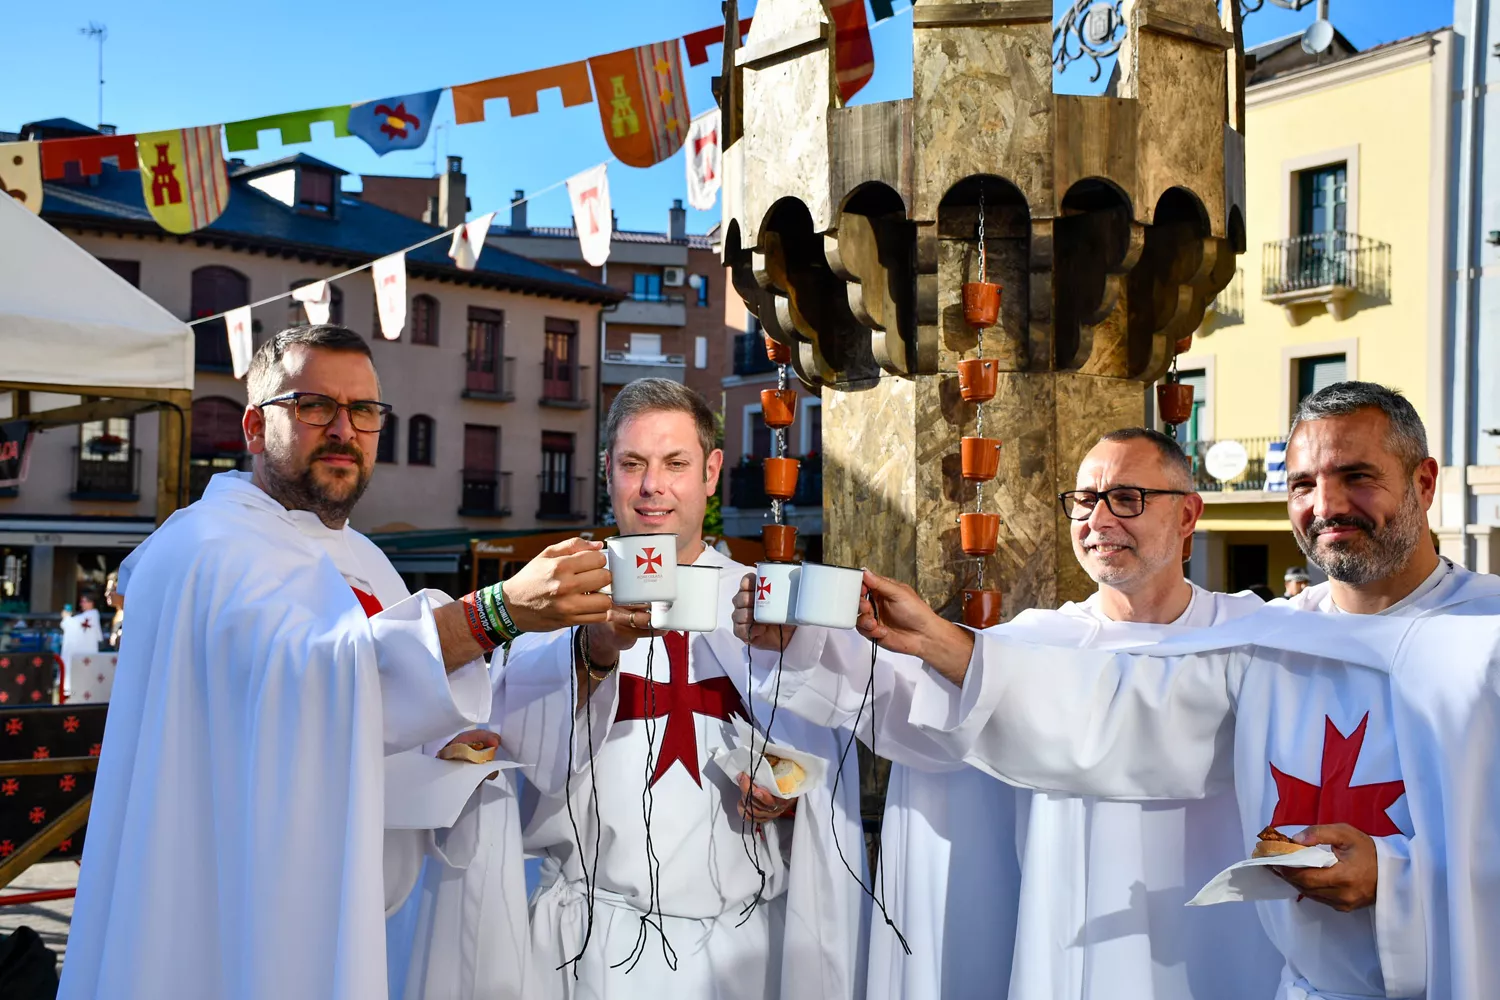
1053, 1, 1125, 82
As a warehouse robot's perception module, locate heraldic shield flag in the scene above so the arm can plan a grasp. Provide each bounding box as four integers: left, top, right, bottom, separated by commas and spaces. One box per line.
588, 41, 690, 169
0, 141, 42, 215
135, 126, 230, 235
349, 90, 442, 155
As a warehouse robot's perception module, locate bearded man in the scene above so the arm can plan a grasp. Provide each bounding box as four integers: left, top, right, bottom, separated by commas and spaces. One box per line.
60, 325, 611, 1000
856, 382, 1500, 999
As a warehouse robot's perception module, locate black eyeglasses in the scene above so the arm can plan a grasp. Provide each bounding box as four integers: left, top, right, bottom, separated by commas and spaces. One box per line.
1058, 487, 1191, 520
256, 392, 391, 433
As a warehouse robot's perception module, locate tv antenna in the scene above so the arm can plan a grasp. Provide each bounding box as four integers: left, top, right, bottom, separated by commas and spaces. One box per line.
79, 22, 108, 127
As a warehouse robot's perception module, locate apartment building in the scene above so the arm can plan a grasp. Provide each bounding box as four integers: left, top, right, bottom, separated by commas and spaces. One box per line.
0, 119, 619, 611
1168, 29, 1452, 593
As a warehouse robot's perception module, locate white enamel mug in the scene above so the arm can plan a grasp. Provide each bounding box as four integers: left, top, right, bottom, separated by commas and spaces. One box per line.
753, 562, 801, 625
792, 563, 863, 629
651, 564, 720, 632
606, 533, 678, 605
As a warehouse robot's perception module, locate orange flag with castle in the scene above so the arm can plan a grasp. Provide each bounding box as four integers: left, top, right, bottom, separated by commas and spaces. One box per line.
587, 40, 690, 169
135, 126, 230, 235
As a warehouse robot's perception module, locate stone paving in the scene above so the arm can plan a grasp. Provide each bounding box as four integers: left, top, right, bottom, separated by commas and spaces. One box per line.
0, 860, 78, 970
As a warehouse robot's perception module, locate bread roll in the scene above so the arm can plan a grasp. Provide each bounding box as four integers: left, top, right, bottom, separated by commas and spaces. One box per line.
764, 754, 806, 796
1252, 826, 1303, 859
438, 741, 497, 764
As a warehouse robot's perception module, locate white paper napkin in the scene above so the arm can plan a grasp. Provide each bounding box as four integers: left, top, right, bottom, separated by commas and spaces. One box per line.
1186, 845, 1338, 906
710, 716, 829, 801
384, 747, 522, 830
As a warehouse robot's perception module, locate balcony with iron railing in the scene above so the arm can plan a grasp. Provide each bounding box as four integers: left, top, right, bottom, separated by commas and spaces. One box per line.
1261, 232, 1391, 321
464, 354, 516, 401
539, 363, 591, 409
537, 475, 589, 521
733, 332, 779, 377
602, 350, 687, 386
1179, 437, 1287, 497
608, 291, 687, 326
459, 469, 513, 518
72, 447, 142, 501
727, 454, 823, 509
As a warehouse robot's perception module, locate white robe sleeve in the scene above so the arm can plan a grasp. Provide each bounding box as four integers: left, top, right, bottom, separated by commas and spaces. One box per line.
908, 632, 1242, 799
1371, 834, 1426, 996
750, 627, 967, 773
491, 627, 618, 796
369, 589, 490, 754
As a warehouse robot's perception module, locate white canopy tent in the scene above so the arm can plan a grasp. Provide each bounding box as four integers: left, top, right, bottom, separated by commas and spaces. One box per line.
0, 190, 195, 517
0, 189, 193, 390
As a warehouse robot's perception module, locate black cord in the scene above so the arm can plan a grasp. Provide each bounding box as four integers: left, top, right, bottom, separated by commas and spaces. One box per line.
734, 626, 782, 924
829, 633, 911, 955
558, 627, 603, 976
613, 635, 677, 973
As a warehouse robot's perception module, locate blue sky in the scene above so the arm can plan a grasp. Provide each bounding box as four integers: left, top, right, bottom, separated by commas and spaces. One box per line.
0, 0, 1453, 237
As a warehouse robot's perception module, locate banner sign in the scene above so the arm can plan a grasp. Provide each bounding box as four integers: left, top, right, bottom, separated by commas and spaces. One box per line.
0, 421, 33, 488
136, 126, 230, 235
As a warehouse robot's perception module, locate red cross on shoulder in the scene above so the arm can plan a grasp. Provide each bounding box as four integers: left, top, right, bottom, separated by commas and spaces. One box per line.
1268, 713, 1406, 837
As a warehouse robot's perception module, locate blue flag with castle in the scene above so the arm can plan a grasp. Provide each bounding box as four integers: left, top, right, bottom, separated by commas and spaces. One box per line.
348, 90, 442, 155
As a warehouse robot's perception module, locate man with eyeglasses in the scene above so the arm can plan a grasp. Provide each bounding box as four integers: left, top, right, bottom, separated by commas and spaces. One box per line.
849, 383, 1500, 999
729, 427, 1280, 1000
60, 325, 612, 1000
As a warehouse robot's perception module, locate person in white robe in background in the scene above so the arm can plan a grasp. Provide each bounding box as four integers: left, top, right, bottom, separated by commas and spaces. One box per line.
432, 378, 867, 1000
733, 428, 1282, 1000
856, 383, 1500, 1000
59, 325, 611, 1000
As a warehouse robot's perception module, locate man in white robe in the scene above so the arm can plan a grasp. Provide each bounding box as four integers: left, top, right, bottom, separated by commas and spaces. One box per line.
460, 378, 867, 1000
733, 428, 1281, 999
58, 593, 102, 697
59, 325, 612, 1000
856, 382, 1500, 999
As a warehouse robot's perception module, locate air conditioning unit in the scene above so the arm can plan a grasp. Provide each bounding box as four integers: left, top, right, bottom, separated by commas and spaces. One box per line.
663, 267, 686, 287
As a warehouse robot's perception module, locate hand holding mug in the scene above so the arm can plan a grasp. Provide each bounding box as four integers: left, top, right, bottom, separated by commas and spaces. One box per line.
732, 572, 797, 650
501, 538, 612, 632
585, 604, 657, 666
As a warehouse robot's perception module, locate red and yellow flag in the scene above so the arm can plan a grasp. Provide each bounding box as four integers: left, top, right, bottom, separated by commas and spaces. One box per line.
135, 126, 230, 235
588, 41, 690, 169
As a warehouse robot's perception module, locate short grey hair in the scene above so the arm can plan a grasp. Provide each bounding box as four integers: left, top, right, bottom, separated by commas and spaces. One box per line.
1095, 427, 1194, 490
603, 378, 716, 465
1289, 381, 1428, 473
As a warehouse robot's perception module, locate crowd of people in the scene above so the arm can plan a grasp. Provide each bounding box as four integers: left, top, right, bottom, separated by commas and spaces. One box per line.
50, 323, 1500, 1000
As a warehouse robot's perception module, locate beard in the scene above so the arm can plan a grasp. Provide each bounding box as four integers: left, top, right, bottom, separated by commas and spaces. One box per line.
259, 438, 371, 529
1295, 486, 1426, 585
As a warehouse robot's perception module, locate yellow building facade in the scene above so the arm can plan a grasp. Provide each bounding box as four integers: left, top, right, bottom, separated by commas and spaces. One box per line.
1172, 28, 1454, 594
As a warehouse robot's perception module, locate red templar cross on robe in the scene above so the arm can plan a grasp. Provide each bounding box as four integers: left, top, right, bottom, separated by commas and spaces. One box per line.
615, 631, 746, 787
352, 588, 384, 618
1268, 713, 1406, 837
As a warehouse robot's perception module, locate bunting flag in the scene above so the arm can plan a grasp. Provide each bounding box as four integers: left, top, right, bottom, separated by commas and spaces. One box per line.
39, 133, 139, 180
448, 211, 497, 271
348, 90, 443, 155
372, 253, 407, 340
224, 105, 352, 153
682, 17, 754, 67
0, 141, 42, 214
134, 126, 230, 235
830, 0, 875, 104
566, 164, 612, 267
452, 62, 594, 124
292, 280, 332, 325
587, 41, 690, 169
685, 110, 721, 211
226, 306, 254, 379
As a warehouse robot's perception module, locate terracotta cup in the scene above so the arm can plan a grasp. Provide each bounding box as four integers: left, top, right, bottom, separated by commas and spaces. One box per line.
959, 512, 1001, 556
762, 523, 798, 562
957, 359, 998, 403
1157, 382, 1196, 426
1174, 333, 1194, 356
764, 335, 791, 364
760, 389, 798, 429
963, 281, 1002, 329
960, 437, 1002, 481
763, 457, 800, 500
962, 589, 1004, 629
